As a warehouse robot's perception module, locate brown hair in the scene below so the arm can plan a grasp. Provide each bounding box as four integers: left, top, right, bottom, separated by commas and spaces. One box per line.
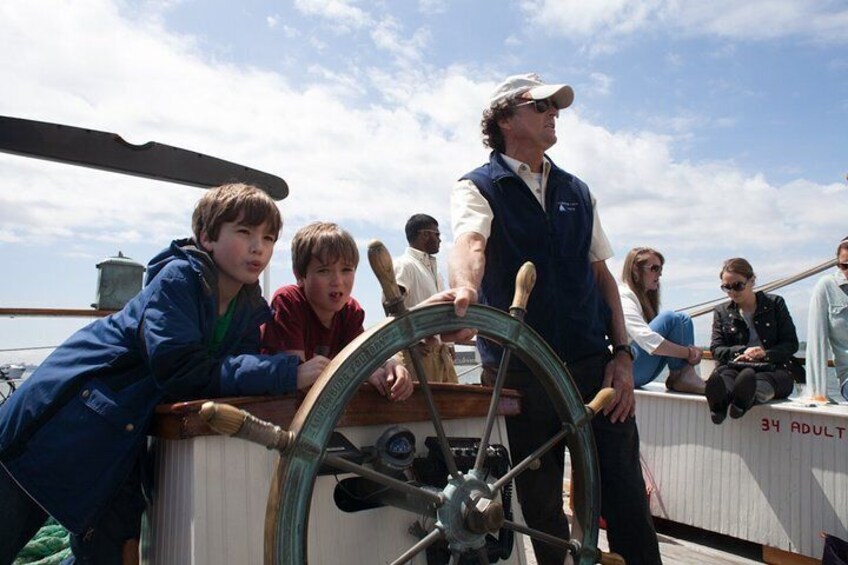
837, 235, 848, 256
720, 257, 755, 280
621, 247, 665, 321
291, 222, 359, 279
192, 183, 281, 242
481, 100, 517, 153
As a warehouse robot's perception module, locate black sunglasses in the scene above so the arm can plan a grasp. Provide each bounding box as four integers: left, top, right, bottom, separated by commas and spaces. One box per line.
514, 98, 558, 114
838, 262, 848, 271
641, 264, 663, 274
720, 280, 749, 293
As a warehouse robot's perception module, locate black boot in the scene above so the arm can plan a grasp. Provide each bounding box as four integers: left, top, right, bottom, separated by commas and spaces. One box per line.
730, 368, 757, 419
754, 380, 775, 404
706, 373, 731, 424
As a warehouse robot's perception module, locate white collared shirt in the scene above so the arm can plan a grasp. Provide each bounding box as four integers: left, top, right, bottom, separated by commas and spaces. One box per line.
450, 153, 613, 262
394, 246, 444, 308
619, 284, 664, 353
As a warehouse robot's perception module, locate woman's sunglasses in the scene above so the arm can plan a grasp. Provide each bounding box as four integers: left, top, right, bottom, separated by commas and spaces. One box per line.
720, 280, 749, 293
513, 98, 558, 114
641, 264, 663, 274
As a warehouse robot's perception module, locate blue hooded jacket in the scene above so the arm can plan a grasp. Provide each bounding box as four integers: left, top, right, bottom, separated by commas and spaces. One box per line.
0, 239, 299, 533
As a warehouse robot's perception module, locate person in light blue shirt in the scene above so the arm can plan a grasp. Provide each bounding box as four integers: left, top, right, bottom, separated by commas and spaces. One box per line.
806, 236, 848, 400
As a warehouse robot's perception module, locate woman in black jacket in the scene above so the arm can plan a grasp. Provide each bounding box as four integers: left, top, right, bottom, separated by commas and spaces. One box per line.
707, 258, 802, 424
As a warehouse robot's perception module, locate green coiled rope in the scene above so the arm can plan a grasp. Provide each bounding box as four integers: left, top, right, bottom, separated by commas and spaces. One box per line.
13, 519, 71, 565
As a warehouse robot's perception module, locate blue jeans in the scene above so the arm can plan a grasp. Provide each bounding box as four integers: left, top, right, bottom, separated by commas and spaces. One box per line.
632, 310, 694, 388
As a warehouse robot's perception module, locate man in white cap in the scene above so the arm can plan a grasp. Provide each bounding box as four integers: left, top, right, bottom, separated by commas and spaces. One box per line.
448, 73, 661, 564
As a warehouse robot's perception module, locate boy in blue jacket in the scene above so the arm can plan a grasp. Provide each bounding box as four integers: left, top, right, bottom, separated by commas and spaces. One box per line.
0, 183, 328, 564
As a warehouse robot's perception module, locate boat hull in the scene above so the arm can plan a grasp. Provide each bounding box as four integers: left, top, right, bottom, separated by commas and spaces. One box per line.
145, 387, 528, 565
635, 383, 848, 559
147, 416, 526, 564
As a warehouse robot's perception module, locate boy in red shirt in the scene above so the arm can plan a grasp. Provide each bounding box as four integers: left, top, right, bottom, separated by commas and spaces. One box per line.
262, 222, 413, 401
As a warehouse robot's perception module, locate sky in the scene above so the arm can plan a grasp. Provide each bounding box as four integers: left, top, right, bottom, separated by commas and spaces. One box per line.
1, 0, 846, 366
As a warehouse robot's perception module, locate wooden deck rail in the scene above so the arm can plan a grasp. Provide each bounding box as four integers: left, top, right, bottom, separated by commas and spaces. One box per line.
151, 383, 522, 440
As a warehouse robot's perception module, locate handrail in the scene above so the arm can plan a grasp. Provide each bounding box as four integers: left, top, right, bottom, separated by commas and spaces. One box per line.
0, 307, 117, 318
679, 258, 837, 318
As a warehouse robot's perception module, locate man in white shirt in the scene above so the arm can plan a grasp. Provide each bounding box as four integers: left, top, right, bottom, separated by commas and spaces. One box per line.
448, 73, 661, 564
394, 214, 458, 383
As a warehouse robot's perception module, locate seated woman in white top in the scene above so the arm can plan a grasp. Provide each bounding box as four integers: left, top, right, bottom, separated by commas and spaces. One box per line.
619, 247, 705, 393
806, 235, 848, 400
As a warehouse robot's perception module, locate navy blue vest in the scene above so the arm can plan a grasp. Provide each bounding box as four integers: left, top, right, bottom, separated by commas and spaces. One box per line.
462, 152, 611, 367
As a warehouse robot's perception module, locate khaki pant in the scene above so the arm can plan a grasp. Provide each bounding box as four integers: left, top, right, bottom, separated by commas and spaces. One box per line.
401, 343, 458, 384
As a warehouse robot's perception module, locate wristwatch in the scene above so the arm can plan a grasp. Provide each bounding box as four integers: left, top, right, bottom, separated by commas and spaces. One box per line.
612, 344, 634, 361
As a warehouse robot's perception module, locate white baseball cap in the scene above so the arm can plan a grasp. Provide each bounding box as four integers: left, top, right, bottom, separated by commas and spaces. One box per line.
488, 73, 574, 110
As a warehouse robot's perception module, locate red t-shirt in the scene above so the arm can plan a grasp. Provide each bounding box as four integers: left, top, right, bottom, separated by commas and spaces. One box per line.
261, 284, 365, 360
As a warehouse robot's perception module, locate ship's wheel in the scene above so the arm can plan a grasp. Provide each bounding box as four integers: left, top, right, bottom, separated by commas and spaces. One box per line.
200, 241, 623, 565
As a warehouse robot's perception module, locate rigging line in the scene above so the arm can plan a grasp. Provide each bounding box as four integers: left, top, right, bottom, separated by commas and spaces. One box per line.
678, 257, 837, 319
455, 363, 482, 378
0, 345, 58, 353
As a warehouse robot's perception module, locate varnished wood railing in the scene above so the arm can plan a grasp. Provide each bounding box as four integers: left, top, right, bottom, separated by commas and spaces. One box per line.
151, 383, 522, 440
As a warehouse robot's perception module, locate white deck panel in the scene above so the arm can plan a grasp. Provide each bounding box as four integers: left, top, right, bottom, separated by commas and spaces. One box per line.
148, 416, 528, 565
635, 383, 848, 559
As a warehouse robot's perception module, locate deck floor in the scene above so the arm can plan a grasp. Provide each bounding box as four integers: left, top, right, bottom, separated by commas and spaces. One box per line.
516, 498, 766, 565
520, 522, 764, 564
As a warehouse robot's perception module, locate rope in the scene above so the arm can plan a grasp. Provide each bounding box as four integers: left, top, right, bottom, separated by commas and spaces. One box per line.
678, 258, 837, 318
455, 363, 482, 379
640, 454, 669, 520
13, 519, 71, 564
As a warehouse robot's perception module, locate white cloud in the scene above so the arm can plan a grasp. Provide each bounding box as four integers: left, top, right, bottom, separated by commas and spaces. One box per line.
0, 230, 22, 244
586, 72, 614, 97
3, 0, 840, 258
266, 15, 279, 28
0, 1, 473, 248
294, 0, 371, 30
370, 16, 431, 64
645, 111, 736, 135
0, 156, 198, 247
519, 0, 659, 38
281, 24, 300, 39
308, 35, 328, 51
1, 0, 842, 341
550, 112, 844, 264
418, 0, 447, 15
307, 65, 368, 97
520, 0, 848, 46
664, 52, 683, 67
504, 34, 522, 47
665, 1, 848, 44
